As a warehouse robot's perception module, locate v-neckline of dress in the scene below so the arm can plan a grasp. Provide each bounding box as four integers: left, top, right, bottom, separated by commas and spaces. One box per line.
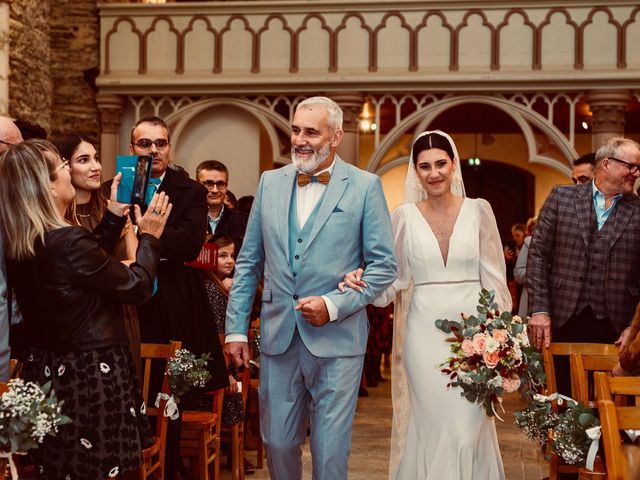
412, 198, 467, 269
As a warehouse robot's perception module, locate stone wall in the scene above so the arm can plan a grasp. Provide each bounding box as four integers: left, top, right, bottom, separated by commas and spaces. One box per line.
49, 0, 100, 142
9, 0, 100, 142
9, 0, 52, 132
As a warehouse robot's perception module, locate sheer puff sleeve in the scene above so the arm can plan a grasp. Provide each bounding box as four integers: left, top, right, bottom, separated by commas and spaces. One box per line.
372, 204, 411, 307
477, 199, 512, 312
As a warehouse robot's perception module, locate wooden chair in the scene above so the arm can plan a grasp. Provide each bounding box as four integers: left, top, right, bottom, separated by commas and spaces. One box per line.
180, 387, 224, 480
594, 372, 640, 480
570, 349, 620, 408
220, 366, 251, 480
542, 343, 619, 480
140, 341, 181, 480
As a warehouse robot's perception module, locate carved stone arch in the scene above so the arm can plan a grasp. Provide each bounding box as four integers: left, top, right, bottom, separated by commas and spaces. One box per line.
141, 16, 182, 74
255, 14, 295, 73
180, 15, 219, 74
538, 8, 580, 69
495, 9, 537, 70
621, 6, 640, 69
164, 97, 291, 165
104, 17, 144, 75
366, 95, 576, 177
216, 15, 257, 74
294, 14, 333, 73
371, 12, 414, 72
415, 11, 455, 71
454, 10, 497, 70
334, 13, 373, 72
579, 7, 623, 69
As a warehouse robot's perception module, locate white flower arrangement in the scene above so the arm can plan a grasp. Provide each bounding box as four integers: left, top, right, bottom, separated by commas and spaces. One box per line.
0, 379, 71, 452
166, 349, 212, 404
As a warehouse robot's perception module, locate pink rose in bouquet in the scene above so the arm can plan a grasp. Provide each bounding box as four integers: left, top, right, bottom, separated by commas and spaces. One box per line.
472, 333, 487, 354
492, 329, 508, 344
461, 339, 474, 356
483, 351, 500, 368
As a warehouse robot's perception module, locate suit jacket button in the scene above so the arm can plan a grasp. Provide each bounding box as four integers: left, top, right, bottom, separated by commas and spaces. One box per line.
293, 294, 299, 300
297, 238, 303, 243
294, 255, 299, 260
293, 272, 297, 277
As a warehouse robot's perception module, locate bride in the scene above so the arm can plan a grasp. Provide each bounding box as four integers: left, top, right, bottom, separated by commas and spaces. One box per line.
343, 130, 511, 479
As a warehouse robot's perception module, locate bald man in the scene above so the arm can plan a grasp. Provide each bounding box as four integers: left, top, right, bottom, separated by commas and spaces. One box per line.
0, 117, 23, 380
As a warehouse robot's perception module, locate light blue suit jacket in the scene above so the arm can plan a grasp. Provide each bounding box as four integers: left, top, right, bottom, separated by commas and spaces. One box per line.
226, 157, 397, 358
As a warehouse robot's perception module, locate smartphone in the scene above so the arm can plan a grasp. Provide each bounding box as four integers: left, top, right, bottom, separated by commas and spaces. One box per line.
115, 155, 153, 206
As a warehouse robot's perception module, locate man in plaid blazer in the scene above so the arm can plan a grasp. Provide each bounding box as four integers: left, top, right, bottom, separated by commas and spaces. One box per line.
527, 137, 640, 364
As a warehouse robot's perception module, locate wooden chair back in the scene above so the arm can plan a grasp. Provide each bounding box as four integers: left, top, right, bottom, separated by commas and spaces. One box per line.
595, 373, 640, 480
140, 341, 181, 480
569, 350, 620, 408
542, 343, 619, 402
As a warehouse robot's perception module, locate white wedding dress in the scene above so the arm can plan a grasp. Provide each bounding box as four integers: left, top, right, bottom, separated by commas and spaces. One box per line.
375, 198, 512, 479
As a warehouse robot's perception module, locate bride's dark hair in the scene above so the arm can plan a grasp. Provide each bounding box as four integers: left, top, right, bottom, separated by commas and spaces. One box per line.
411, 132, 455, 165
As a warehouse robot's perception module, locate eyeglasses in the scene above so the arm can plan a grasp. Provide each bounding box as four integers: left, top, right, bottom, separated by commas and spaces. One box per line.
201, 180, 227, 190
608, 157, 640, 175
133, 138, 169, 150
54, 159, 69, 172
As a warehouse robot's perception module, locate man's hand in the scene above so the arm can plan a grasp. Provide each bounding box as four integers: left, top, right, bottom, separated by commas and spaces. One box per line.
295, 296, 330, 327
225, 341, 250, 368
529, 313, 552, 350
612, 361, 629, 377
615, 326, 632, 349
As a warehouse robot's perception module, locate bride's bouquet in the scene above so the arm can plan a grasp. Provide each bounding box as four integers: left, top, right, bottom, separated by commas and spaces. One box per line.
435, 289, 545, 418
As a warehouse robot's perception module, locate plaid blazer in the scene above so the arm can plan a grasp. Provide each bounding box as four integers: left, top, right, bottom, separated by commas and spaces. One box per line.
527, 182, 640, 333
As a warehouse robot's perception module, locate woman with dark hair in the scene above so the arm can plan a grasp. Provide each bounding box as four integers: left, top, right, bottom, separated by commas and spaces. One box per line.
0, 139, 172, 480
342, 131, 511, 479
53, 133, 142, 375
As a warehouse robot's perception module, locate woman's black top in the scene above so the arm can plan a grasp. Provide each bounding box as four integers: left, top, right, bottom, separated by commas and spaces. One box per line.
8, 224, 160, 352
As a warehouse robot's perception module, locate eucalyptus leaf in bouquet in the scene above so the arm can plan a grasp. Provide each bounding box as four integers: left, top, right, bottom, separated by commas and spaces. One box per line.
166, 349, 212, 404
0, 379, 71, 454
552, 400, 600, 466
435, 289, 546, 418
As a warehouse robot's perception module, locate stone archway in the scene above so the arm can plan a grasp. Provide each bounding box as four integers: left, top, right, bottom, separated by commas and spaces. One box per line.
165, 97, 291, 166
367, 94, 578, 177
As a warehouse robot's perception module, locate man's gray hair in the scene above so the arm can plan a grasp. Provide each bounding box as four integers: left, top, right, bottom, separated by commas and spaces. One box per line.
595, 137, 640, 164
296, 97, 343, 131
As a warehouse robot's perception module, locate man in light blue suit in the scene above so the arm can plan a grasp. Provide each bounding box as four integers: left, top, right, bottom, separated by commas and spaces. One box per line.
225, 96, 396, 479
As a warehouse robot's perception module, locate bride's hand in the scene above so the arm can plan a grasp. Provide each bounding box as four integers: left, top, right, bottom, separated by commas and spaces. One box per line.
338, 268, 367, 293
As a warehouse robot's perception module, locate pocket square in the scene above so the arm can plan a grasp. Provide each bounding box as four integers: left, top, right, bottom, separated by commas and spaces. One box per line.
333, 207, 344, 213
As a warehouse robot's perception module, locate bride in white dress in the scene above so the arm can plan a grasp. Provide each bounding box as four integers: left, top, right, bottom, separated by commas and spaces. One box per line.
344, 131, 511, 479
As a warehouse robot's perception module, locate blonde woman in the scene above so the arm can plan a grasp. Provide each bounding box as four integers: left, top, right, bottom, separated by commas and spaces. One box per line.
0, 139, 171, 480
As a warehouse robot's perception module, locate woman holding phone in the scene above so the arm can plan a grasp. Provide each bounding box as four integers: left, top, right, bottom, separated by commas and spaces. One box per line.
0, 139, 172, 480
53, 133, 143, 375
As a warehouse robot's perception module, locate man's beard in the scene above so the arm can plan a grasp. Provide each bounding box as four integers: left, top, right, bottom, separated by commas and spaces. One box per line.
291, 142, 331, 173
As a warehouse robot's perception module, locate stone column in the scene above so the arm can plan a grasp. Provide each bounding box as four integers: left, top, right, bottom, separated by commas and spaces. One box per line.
331, 92, 364, 166
0, 2, 9, 116
97, 93, 125, 178
585, 89, 631, 151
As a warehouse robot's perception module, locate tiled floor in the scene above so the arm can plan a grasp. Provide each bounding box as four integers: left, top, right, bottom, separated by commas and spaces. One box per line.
221, 370, 548, 479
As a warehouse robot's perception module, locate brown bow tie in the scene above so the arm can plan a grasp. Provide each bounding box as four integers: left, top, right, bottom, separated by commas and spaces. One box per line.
297, 171, 331, 187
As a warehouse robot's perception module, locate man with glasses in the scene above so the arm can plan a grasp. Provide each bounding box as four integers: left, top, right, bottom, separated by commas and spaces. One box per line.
128, 116, 229, 480
528, 137, 640, 394
0, 117, 22, 382
195, 160, 248, 249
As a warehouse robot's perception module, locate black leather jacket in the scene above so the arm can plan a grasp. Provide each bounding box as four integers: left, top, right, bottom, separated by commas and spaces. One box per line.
9, 221, 161, 352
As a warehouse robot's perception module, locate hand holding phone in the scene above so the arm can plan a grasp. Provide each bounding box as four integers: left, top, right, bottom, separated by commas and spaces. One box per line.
115, 155, 153, 206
